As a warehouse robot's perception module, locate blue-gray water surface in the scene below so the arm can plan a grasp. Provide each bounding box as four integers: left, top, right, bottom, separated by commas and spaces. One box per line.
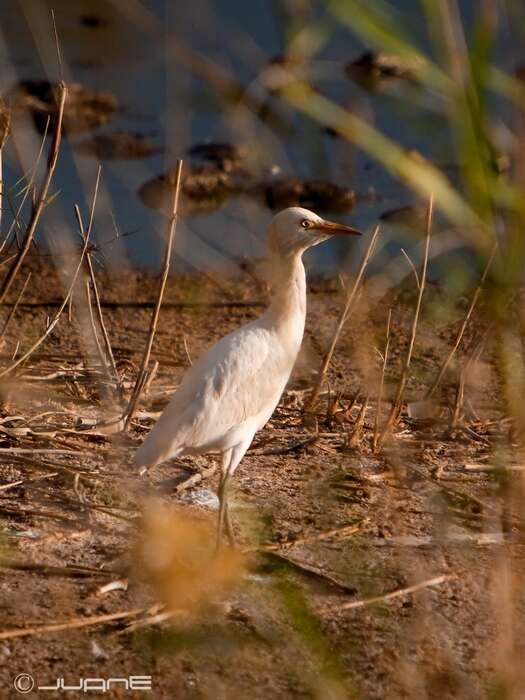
0, 1, 521, 280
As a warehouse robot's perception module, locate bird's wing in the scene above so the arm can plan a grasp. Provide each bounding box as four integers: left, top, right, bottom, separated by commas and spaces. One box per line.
135, 321, 290, 468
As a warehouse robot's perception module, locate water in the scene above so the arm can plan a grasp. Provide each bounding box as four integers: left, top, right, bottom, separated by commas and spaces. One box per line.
0, 1, 520, 277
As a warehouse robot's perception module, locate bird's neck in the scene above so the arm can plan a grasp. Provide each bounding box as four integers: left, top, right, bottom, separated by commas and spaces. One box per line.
266, 253, 307, 333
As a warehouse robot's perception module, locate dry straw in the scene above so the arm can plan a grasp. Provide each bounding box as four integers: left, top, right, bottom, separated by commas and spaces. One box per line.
0, 82, 67, 303
376, 194, 433, 448
124, 160, 184, 429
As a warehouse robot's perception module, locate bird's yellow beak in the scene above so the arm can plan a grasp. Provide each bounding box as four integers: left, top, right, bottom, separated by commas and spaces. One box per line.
314, 219, 362, 236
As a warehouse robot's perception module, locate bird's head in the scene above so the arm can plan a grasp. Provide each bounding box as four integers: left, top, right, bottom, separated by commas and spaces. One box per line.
267, 206, 361, 257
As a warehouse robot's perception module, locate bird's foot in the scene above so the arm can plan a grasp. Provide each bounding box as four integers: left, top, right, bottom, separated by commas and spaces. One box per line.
225, 513, 236, 548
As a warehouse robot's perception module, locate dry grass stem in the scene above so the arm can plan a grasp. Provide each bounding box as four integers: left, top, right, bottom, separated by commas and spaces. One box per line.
400, 248, 421, 291
50, 8, 63, 80
306, 225, 380, 409
0, 222, 91, 379
349, 395, 369, 447
451, 370, 466, 428
82, 167, 120, 391
183, 334, 192, 365
124, 160, 183, 429
0, 105, 10, 234
377, 195, 433, 447
1, 118, 50, 256
0, 608, 147, 641
0, 83, 67, 303
75, 200, 118, 390
373, 309, 392, 450
85, 280, 109, 379
426, 241, 498, 398
451, 331, 488, 427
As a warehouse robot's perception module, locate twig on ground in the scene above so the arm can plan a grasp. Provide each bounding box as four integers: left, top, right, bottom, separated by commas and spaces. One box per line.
124, 160, 183, 429
253, 435, 319, 456
369, 533, 523, 546
0, 471, 58, 492
0, 82, 67, 303
261, 550, 357, 593
0, 607, 147, 641
1, 560, 112, 578
377, 195, 433, 447
117, 609, 179, 635
306, 225, 380, 409
96, 579, 129, 595
336, 573, 455, 611
0, 448, 94, 455
464, 462, 525, 472
174, 463, 217, 493
0, 504, 76, 525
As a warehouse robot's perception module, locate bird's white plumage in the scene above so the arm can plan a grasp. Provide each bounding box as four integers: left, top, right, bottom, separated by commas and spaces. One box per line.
134, 206, 361, 545
134, 315, 299, 467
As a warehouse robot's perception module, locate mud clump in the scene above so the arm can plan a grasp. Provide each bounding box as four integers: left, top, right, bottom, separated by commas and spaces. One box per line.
75, 131, 162, 160
346, 50, 422, 91
264, 177, 355, 213
139, 163, 241, 215
186, 142, 245, 173
9, 80, 117, 135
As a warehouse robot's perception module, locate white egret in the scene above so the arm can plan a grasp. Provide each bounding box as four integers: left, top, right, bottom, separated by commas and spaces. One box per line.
134, 207, 362, 545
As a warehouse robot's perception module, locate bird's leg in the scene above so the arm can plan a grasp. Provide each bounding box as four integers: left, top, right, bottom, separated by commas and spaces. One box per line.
223, 500, 236, 547
216, 449, 232, 550
217, 473, 236, 547
216, 443, 249, 550
216, 469, 231, 550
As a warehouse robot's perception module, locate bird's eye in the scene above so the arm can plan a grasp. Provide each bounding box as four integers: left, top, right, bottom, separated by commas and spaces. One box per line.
301, 219, 310, 229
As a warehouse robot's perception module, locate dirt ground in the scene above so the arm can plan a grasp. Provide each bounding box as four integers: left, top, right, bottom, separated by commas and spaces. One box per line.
0, 259, 523, 699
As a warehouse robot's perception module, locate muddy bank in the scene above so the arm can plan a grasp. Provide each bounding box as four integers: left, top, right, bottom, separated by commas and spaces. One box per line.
0, 261, 521, 698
